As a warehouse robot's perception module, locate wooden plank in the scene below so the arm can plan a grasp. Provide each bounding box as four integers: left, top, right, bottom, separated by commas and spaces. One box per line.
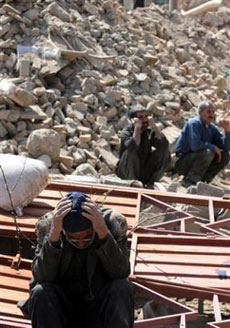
0, 319, 31, 328
0, 301, 27, 317
0, 216, 37, 228
209, 200, 215, 224
135, 226, 215, 237
0, 276, 29, 292
34, 194, 138, 208
142, 194, 194, 219
1, 287, 28, 303
137, 244, 230, 255
207, 319, 230, 328
47, 180, 230, 208
206, 219, 230, 230
133, 274, 230, 289
135, 252, 230, 266
213, 294, 222, 322
1, 266, 32, 280
1, 202, 136, 220
145, 217, 194, 230
135, 263, 229, 277
130, 234, 138, 275
0, 315, 30, 325
0, 225, 35, 239
0, 316, 31, 328
135, 234, 230, 247
131, 277, 230, 302
0, 255, 32, 269
134, 192, 142, 227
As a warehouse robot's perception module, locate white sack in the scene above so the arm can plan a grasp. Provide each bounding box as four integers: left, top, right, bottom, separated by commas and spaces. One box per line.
0, 154, 48, 214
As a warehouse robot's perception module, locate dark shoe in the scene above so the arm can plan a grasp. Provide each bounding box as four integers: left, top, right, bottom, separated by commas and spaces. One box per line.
181, 178, 196, 188
144, 183, 154, 189
202, 176, 212, 184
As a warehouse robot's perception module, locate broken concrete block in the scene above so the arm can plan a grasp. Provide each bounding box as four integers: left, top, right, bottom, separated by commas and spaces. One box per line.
73, 163, 99, 178
77, 126, 91, 134
46, 2, 70, 22
79, 134, 92, 143
0, 80, 36, 107
59, 155, 74, 168
0, 122, 8, 138
96, 147, 118, 170
27, 128, 61, 162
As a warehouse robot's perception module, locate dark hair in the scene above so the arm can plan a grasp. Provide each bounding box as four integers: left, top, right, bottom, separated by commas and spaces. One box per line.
198, 101, 215, 114
128, 105, 148, 119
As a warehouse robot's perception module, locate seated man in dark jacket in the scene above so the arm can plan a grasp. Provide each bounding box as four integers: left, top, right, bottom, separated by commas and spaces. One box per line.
175, 101, 230, 188
116, 106, 171, 187
24, 192, 134, 328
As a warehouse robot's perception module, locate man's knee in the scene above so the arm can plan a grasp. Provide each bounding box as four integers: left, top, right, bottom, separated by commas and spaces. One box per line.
221, 151, 230, 166
107, 279, 134, 300
116, 151, 140, 180
30, 284, 45, 301
198, 149, 215, 163
30, 283, 54, 306
207, 149, 216, 161
155, 137, 169, 151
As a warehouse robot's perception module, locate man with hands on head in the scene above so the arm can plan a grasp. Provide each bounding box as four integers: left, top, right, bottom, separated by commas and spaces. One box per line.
116, 105, 171, 187
174, 100, 230, 188
19, 192, 134, 328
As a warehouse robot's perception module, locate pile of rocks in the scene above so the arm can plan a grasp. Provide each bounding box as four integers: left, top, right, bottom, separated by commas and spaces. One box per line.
0, 0, 229, 184
178, 0, 230, 11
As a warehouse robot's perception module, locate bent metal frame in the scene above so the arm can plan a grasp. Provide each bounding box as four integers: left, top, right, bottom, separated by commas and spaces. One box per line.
0, 180, 230, 327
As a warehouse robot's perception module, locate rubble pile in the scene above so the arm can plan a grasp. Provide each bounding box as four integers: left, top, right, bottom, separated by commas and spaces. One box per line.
179, 0, 230, 11
0, 0, 229, 182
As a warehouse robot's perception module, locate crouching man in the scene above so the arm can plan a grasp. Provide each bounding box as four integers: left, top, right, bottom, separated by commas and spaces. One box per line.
20, 192, 134, 328
175, 101, 230, 188
116, 106, 171, 187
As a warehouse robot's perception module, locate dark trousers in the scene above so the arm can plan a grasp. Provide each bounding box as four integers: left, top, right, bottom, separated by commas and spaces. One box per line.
174, 149, 230, 183
134, 0, 144, 8
116, 138, 171, 184
28, 279, 134, 328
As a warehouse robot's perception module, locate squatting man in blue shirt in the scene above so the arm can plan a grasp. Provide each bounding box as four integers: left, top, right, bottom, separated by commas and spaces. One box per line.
18, 192, 134, 328
175, 100, 230, 188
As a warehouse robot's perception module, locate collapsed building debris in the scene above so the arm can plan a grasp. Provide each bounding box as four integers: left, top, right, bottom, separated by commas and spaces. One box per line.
0, 0, 230, 327
0, 0, 229, 184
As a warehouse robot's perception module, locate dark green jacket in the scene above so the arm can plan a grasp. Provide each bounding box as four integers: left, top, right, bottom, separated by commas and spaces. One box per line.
30, 207, 130, 300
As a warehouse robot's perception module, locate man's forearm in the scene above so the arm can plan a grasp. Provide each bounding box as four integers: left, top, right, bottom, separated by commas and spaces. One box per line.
132, 126, 141, 145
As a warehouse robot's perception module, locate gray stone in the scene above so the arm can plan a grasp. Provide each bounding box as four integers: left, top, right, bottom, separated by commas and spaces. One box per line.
65, 118, 78, 137
27, 128, 61, 162
23, 9, 39, 21
196, 182, 224, 198
2, 121, 17, 137
96, 147, 118, 170
72, 163, 99, 178
64, 175, 100, 184
72, 149, 86, 165
72, 102, 88, 112
46, 2, 70, 22
0, 110, 9, 120
0, 122, 8, 138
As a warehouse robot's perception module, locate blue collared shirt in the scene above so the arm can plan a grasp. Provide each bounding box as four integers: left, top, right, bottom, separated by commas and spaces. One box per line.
175, 116, 230, 154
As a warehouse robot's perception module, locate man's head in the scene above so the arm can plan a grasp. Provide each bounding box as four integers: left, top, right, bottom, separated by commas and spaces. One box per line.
63, 192, 94, 249
198, 101, 216, 125
128, 105, 149, 131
